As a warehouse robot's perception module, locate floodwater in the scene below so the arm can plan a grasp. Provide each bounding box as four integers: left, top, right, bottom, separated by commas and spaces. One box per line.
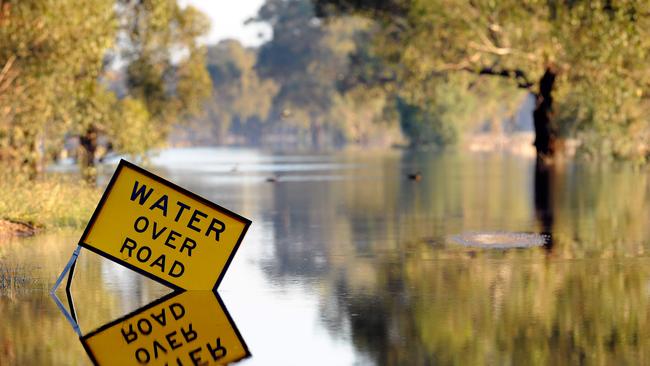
1, 147, 650, 365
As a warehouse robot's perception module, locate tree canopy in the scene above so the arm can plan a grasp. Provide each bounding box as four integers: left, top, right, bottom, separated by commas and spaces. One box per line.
2, 0, 648, 170
0, 0, 212, 177
316, 0, 650, 160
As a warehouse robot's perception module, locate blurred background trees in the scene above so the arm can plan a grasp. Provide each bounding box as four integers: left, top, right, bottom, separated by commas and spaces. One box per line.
1, 0, 649, 179
181, 0, 649, 160
0, 0, 211, 179
201, 40, 278, 145
315, 0, 650, 160
0, 0, 117, 177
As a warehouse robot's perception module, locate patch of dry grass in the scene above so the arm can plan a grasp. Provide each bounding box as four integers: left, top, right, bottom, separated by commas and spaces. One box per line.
0, 173, 100, 230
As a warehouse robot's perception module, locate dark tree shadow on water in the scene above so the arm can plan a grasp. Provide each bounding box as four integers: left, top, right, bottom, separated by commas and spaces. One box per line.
534, 158, 555, 252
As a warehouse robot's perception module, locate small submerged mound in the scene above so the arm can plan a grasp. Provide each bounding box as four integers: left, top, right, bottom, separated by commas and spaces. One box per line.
449, 231, 549, 249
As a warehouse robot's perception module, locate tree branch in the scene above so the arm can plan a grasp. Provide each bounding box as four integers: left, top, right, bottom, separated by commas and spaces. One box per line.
0, 55, 17, 94
468, 66, 534, 89
467, 41, 513, 56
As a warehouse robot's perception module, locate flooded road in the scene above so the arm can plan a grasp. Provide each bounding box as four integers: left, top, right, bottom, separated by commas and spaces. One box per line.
2, 148, 650, 365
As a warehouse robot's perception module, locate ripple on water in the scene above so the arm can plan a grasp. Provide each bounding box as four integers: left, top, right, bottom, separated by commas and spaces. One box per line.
449, 231, 550, 249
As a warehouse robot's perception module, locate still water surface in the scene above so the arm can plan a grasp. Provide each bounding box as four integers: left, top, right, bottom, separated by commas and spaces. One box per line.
1, 148, 650, 365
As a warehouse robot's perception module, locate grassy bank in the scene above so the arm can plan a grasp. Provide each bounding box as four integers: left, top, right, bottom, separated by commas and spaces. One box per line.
0, 174, 100, 232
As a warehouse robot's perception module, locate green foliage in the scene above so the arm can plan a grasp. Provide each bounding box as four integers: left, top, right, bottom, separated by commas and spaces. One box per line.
397, 74, 526, 147
397, 99, 457, 147
109, 97, 161, 155
248, 0, 402, 147
200, 40, 278, 143
327, 87, 403, 146
192, 0, 522, 148
254, 0, 349, 145
0, 0, 116, 174
549, 1, 650, 160
0, 0, 212, 175
317, 0, 650, 159
117, 0, 212, 153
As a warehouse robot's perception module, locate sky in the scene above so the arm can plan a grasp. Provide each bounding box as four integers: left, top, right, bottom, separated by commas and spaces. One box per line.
180, 0, 272, 47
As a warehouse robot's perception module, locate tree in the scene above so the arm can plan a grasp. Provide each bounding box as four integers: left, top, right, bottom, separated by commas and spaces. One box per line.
0, 0, 116, 176
201, 40, 278, 144
315, 0, 650, 160
0, 0, 212, 179
252, 0, 401, 148
254, 0, 340, 147
86, 0, 213, 175
393, 74, 525, 147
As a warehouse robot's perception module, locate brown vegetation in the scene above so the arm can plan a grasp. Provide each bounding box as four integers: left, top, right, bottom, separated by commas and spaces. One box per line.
0, 219, 40, 238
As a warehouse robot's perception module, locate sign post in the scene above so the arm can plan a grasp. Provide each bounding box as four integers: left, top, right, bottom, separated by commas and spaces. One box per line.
50, 245, 82, 294
51, 160, 252, 363
54, 159, 251, 291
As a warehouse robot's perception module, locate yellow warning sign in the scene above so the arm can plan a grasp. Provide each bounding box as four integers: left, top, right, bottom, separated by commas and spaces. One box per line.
80, 160, 251, 290
81, 291, 249, 365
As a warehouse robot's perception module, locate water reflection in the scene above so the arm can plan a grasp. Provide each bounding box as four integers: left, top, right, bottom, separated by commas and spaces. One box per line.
534, 159, 555, 250
2, 149, 650, 365
62, 290, 249, 365
227, 150, 650, 364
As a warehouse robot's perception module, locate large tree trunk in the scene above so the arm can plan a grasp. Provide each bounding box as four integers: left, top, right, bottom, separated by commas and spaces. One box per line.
533, 67, 558, 158
79, 126, 98, 183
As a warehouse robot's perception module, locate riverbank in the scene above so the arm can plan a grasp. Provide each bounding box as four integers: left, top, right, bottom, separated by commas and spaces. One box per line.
0, 174, 100, 237
0, 219, 40, 237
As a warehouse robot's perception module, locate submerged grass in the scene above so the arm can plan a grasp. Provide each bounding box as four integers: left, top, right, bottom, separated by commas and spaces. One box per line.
0, 263, 36, 290
0, 173, 100, 230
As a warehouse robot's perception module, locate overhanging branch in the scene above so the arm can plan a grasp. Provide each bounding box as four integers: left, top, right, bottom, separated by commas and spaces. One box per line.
470, 66, 534, 89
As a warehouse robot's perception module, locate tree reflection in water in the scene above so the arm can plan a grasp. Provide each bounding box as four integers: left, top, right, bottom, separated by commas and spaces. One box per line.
3, 151, 647, 365
534, 159, 554, 252
262, 151, 650, 365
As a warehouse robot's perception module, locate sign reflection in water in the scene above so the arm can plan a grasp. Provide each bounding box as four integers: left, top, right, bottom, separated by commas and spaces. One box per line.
63, 290, 249, 365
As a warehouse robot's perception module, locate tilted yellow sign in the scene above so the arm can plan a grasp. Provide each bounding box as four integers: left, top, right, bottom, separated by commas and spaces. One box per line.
81, 291, 250, 365
80, 160, 251, 290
